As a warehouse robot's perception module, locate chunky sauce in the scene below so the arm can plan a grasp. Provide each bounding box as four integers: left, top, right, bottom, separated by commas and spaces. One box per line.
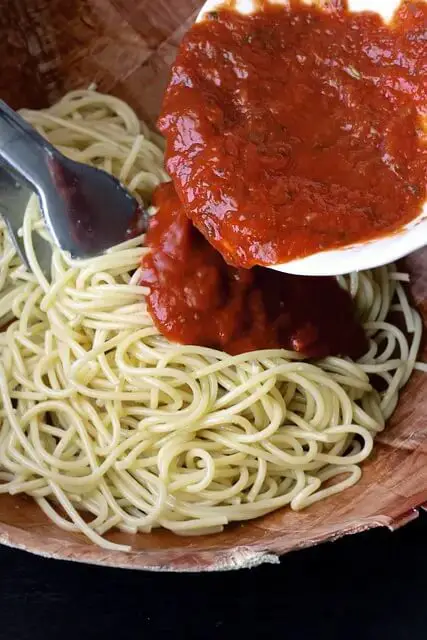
141, 183, 367, 358
159, 1, 427, 267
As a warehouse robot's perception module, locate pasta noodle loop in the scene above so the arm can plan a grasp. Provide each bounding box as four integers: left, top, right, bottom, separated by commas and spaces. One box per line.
0, 90, 422, 551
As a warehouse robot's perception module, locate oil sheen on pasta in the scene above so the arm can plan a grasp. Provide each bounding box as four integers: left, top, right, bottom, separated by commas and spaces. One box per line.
159, 0, 427, 267
141, 182, 368, 358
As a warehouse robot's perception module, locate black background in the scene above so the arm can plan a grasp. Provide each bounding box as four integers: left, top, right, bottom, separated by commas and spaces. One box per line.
2, 511, 427, 639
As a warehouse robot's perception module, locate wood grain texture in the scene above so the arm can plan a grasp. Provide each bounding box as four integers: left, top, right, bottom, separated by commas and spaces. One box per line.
2, 0, 427, 571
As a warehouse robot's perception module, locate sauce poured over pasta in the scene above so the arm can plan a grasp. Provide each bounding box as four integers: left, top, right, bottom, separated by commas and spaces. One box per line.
141, 182, 368, 358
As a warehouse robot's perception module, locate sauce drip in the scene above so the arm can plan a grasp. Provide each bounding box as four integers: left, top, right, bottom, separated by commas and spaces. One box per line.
141, 183, 367, 358
159, 1, 427, 267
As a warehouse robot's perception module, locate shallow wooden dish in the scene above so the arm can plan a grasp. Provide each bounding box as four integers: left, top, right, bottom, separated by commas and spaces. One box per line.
2, 0, 427, 571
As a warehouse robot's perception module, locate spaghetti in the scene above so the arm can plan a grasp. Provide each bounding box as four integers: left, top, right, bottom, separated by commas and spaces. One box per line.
0, 90, 422, 551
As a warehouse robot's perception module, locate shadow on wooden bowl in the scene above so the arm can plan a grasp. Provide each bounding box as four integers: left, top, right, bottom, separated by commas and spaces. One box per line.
2, 0, 427, 571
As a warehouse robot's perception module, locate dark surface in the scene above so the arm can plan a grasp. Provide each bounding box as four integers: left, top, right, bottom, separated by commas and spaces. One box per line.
1, 512, 427, 639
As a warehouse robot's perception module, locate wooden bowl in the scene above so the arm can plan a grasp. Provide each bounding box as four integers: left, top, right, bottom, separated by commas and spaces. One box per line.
2, 0, 427, 571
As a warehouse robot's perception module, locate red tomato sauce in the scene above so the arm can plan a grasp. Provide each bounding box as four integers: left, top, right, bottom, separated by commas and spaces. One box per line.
158, 0, 427, 267
141, 182, 368, 358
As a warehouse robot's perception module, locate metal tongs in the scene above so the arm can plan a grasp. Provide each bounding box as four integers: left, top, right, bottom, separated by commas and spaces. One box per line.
0, 101, 148, 275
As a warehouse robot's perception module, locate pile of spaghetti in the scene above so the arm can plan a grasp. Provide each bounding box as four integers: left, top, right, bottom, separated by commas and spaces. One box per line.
0, 90, 423, 551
